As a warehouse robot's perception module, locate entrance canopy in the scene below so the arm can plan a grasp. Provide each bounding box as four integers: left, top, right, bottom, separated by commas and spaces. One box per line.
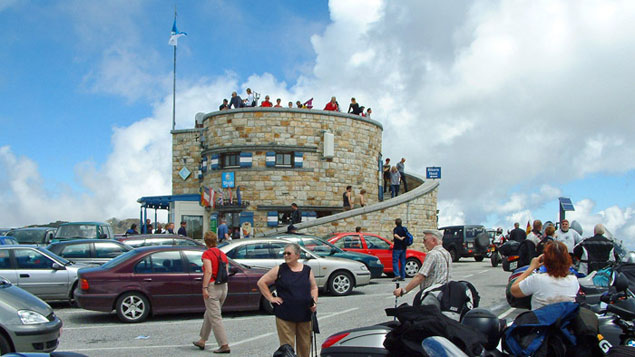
136, 194, 201, 233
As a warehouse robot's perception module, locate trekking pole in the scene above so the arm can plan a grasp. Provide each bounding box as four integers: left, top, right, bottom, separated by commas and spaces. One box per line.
394, 282, 399, 322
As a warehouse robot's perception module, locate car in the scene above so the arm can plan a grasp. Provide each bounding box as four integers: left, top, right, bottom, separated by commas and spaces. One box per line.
0, 276, 63, 354
52, 222, 114, 243
439, 225, 490, 262
46, 239, 132, 265
327, 232, 427, 278
116, 234, 204, 248
0, 246, 89, 303
219, 238, 371, 296
272, 233, 385, 279
5, 227, 57, 245
0, 237, 18, 245
74, 246, 268, 323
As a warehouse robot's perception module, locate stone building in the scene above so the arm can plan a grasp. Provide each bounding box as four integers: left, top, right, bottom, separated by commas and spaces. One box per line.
168, 107, 438, 247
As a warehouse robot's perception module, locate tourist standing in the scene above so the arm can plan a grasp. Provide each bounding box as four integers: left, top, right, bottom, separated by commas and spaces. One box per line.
390, 166, 401, 198
391, 218, 408, 281
178, 221, 187, 237
343, 186, 353, 211
383, 158, 391, 193
290, 203, 302, 224
397, 158, 408, 192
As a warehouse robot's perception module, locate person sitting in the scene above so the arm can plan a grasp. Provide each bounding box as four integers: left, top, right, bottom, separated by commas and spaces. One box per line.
364, 107, 372, 118
219, 99, 229, 111
348, 98, 362, 115
511, 241, 579, 310
573, 224, 619, 275
324, 96, 339, 111
536, 225, 556, 255
229, 91, 243, 109
261, 95, 273, 107
296, 100, 303, 108
126, 224, 139, 235
274, 98, 283, 108
244, 88, 256, 107
288, 101, 293, 108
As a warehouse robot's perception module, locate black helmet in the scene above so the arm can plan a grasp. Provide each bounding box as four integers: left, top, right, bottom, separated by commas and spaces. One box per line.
461, 308, 503, 350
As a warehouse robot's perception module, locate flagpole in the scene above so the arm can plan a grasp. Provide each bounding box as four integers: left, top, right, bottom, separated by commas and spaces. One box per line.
172, 6, 177, 131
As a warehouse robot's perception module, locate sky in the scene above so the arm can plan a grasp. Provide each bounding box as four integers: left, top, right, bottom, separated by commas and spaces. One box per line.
1, 1, 635, 248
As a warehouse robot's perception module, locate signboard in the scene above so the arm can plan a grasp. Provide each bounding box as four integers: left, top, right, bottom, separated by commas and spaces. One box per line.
426, 167, 441, 179
222, 172, 235, 188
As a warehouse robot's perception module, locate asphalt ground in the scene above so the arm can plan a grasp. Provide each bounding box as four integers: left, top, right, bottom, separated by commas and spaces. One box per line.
51, 259, 521, 356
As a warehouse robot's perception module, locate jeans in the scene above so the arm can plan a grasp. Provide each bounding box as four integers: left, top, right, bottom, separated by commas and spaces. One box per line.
400, 172, 408, 192
392, 249, 406, 279
390, 184, 399, 198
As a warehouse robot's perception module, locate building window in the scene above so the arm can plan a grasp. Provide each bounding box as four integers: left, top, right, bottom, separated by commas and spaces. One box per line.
275, 153, 293, 167
221, 153, 240, 168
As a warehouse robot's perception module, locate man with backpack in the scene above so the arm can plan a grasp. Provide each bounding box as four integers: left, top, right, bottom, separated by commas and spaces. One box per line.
391, 218, 409, 281
393, 229, 452, 297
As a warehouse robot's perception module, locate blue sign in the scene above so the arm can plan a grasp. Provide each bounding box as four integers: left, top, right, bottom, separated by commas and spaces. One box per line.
426, 167, 441, 179
222, 172, 235, 188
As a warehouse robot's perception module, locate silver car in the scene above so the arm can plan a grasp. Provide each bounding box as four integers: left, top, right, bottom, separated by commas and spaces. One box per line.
219, 238, 371, 296
0, 246, 88, 303
0, 276, 63, 354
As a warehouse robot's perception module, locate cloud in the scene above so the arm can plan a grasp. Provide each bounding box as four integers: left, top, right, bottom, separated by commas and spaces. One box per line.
568, 199, 635, 248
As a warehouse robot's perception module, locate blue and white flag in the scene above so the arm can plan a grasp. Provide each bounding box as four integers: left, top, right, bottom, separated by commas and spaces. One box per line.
168, 19, 187, 46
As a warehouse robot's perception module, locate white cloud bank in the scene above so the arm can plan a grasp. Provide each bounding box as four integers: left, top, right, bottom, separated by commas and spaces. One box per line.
2, 0, 635, 248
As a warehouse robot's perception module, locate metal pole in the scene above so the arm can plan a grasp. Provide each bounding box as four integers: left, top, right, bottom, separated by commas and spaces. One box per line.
172, 44, 176, 131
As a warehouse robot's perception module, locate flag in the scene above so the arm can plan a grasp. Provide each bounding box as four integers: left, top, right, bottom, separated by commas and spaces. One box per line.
236, 186, 242, 206
168, 18, 187, 46
526, 220, 532, 234
228, 187, 233, 204
210, 187, 215, 209
200, 186, 210, 207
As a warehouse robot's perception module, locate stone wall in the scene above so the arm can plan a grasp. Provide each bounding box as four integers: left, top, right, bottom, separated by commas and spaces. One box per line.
172, 129, 203, 194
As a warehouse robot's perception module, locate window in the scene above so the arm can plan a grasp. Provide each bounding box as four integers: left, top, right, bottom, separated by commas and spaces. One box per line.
221, 153, 240, 168
14, 249, 54, 269
183, 250, 203, 273
182, 215, 203, 240
134, 251, 184, 274
175, 239, 198, 246
95, 242, 127, 258
334, 235, 363, 249
275, 152, 293, 167
61, 244, 91, 259
299, 238, 332, 254
0, 249, 11, 269
364, 235, 391, 250
231, 243, 272, 259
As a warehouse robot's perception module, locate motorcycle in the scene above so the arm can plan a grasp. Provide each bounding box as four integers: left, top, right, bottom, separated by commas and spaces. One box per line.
490, 237, 506, 267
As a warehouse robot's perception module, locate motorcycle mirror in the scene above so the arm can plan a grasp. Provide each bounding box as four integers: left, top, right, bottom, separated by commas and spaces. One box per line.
613, 272, 630, 292
570, 220, 583, 236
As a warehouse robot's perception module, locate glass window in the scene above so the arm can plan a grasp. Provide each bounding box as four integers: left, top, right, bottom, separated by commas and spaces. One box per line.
95, 242, 127, 258
175, 239, 198, 246
269, 243, 288, 259
183, 250, 204, 273
182, 215, 203, 240
335, 235, 363, 249
61, 244, 91, 258
300, 239, 332, 254
0, 249, 11, 269
221, 153, 240, 168
134, 256, 153, 274
145, 238, 174, 246
232, 243, 272, 259
55, 224, 97, 239
7, 230, 46, 244
364, 235, 391, 249
275, 153, 293, 167
14, 249, 54, 269
150, 251, 184, 273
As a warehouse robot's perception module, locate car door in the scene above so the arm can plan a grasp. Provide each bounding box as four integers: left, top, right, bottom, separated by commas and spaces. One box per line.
131, 251, 192, 314
226, 242, 276, 269
0, 248, 17, 283
14, 248, 70, 299
181, 250, 207, 311
362, 234, 393, 271
58, 243, 92, 264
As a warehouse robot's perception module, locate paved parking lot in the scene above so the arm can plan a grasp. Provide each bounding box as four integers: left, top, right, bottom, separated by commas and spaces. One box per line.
52, 260, 516, 356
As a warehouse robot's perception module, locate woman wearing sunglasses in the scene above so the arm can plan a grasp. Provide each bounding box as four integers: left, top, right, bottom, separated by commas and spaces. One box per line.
257, 243, 318, 357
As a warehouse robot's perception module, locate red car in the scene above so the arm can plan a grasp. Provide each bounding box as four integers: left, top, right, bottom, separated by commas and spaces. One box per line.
327, 232, 426, 278
75, 246, 267, 323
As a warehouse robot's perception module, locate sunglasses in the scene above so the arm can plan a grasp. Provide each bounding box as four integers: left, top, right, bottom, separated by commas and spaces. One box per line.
283, 252, 293, 256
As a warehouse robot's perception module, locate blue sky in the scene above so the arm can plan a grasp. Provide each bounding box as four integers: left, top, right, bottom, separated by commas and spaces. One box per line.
1, 1, 635, 248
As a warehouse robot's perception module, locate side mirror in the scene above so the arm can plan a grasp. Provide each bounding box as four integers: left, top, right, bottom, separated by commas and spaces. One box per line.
99, 233, 108, 239
229, 266, 239, 276
330, 248, 337, 256
51, 263, 65, 270
613, 272, 630, 292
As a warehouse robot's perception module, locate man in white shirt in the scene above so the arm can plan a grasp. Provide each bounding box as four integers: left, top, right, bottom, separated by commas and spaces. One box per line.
555, 219, 582, 253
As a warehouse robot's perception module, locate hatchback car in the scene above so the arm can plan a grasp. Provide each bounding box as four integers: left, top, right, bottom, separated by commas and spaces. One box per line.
75, 246, 267, 323
0, 276, 63, 354
0, 246, 88, 303
116, 235, 204, 248
47, 239, 132, 265
439, 225, 490, 262
5, 227, 57, 245
220, 239, 371, 296
272, 234, 384, 279
327, 232, 427, 278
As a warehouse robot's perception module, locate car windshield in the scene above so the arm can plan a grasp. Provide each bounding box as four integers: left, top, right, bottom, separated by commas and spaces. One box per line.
300, 238, 341, 253
55, 225, 97, 239
101, 250, 138, 269
7, 230, 46, 244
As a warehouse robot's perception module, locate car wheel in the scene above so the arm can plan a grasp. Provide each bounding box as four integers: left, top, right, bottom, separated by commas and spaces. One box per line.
450, 248, 459, 262
0, 333, 13, 355
404, 258, 421, 278
261, 286, 276, 314
328, 271, 354, 296
474, 255, 484, 262
490, 252, 500, 267
116, 292, 150, 323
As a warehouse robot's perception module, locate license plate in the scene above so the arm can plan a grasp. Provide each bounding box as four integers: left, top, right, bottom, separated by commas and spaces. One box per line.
510, 261, 518, 270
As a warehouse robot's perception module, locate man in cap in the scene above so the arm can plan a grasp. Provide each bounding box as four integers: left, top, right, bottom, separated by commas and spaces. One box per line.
393, 229, 452, 297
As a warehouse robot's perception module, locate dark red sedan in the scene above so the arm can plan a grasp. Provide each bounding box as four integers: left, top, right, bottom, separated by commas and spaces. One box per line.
75, 246, 267, 323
